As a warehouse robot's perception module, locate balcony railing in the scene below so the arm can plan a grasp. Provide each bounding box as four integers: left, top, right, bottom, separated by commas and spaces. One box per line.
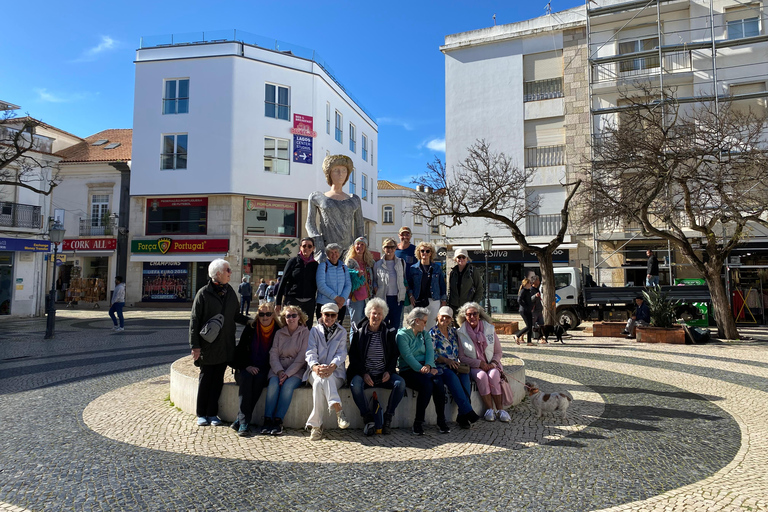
79, 218, 114, 236
524, 78, 564, 102
0, 201, 42, 229
592, 50, 692, 84
525, 145, 565, 168
527, 214, 562, 236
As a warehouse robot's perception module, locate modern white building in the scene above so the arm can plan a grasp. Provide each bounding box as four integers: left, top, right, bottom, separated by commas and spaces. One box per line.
374, 180, 445, 255
128, 31, 378, 304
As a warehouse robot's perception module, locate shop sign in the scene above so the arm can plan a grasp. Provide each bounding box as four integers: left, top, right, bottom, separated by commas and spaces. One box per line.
146, 197, 208, 210
131, 238, 229, 254
468, 248, 569, 263
62, 238, 117, 251
292, 114, 314, 164
246, 199, 296, 210
142, 262, 189, 302
0, 237, 51, 252
289, 114, 317, 137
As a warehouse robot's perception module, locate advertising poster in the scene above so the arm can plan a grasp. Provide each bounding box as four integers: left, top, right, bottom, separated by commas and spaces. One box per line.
291, 114, 314, 164
142, 262, 189, 302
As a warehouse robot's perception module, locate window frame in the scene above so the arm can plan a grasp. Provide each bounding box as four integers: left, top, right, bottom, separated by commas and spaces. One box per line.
349, 169, 356, 195
382, 205, 394, 224
161, 133, 188, 170
326, 102, 331, 134
362, 173, 368, 201
263, 136, 291, 175
145, 197, 208, 235
335, 111, 343, 143
244, 198, 298, 238
163, 78, 189, 115
362, 134, 368, 161
90, 194, 110, 227
264, 83, 290, 121
617, 37, 659, 73
349, 123, 356, 153
727, 16, 760, 40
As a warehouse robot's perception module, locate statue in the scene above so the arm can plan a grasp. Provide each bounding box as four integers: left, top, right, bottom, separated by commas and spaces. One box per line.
306, 155, 364, 262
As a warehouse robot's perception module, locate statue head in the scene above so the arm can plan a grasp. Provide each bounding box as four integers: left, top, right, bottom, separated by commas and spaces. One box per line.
322, 154, 354, 187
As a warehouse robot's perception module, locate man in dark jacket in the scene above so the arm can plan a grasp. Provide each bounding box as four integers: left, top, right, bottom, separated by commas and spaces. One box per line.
623, 296, 651, 339
238, 277, 252, 315
275, 237, 319, 327
189, 259, 251, 427
646, 249, 660, 287
447, 248, 484, 315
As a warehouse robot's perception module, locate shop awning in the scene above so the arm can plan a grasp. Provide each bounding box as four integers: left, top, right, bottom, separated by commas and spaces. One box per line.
130, 253, 227, 262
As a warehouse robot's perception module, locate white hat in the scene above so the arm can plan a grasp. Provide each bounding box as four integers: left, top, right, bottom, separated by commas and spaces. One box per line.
438, 306, 454, 318
454, 248, 471, 262
320, 303, 339, 314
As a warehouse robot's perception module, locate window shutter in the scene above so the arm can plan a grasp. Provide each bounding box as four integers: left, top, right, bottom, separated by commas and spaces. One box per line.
523, 50, 563, 81
725, 4, 760, 23
524, 118, 565, 147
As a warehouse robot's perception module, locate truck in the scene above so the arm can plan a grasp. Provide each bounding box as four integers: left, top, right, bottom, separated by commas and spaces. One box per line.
551, 267, 711, 327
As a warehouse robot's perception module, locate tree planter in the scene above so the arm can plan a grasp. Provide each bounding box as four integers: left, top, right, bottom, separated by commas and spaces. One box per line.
636, 325, 686, 344
492, 321, 519, 335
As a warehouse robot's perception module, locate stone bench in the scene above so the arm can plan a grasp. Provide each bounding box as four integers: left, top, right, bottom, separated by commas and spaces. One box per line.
592, 321, 628, 337
492, 321, 519, 335
170, 356, 526, 429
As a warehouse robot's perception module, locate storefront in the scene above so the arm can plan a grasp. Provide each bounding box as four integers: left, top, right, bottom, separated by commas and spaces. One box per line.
0, 237, 51, 316
243, 197, 300, 283
727, 243, 768, 325
59, 238, 117, 305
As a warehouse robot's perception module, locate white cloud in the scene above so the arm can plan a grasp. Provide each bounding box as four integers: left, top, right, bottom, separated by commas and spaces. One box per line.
425, 137, 446, 153
35, 88, 86, 103
74, 36, 117, 62
378, 117, 415, 131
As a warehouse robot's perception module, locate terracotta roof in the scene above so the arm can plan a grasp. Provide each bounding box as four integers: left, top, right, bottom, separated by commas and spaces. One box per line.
3, 116, 85, 142
378, 180, 416, 191
57, 129, 132, 163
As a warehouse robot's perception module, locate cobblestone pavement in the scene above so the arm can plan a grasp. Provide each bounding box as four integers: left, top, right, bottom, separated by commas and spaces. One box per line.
1, 309, 768, 511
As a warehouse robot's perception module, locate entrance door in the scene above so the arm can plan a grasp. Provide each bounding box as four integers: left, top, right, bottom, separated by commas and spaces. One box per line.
0, 252, 13, 315
195, 262, 209, 293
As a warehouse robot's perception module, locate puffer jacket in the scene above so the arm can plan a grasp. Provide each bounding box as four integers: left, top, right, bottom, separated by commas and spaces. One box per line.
315, 259, 352, 305
189, 280, 250, 366
373, 257, 407, 302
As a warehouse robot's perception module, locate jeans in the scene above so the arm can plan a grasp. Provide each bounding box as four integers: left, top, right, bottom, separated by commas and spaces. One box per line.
240, 296, 251, 315
196, 362, 227, 417
264, 375, 303, 420
109, 302, 124, 328
437, 367, 473, 414
625, 317, 649, 336
516, 310, 534, 343
646, 275, 660, 287
400, 369, 446, 423
237, 368, 269, 424
385, 296, 403, 329
348, 299, 368, 336
349, 373, 406, 417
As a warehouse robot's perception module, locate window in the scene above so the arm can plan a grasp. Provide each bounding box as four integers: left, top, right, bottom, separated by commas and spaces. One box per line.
370, 140, 374, 166
265, 84, 290, 120
91, 195, 110, 227
382, 205, 394, 224
349, 169, 356, 195
362, 134, 368, 161
349, 123, 356, 153
146, 197, 207, 235
414, 213, 422, 225
245, 199, 297, 237
618, 37, 659, 73
335, 111, 343, 143
730, 82, 767, 115
264, 137, 290, 175
431, 219, 439, 234
161, 134, 188, 170
326, 103, 331, 134
726, 6, 760, 40
554, 272, 572, 290
362, 173, 368, 201
163, 79, 189, 115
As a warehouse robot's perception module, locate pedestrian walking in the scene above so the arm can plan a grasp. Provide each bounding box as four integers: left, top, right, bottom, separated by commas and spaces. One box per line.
238, 276, 252, 315
109, 276, 126, 332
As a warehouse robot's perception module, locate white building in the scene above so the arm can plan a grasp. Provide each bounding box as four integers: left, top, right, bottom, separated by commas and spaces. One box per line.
374, 180, 444, 253
128, 31, 378, 304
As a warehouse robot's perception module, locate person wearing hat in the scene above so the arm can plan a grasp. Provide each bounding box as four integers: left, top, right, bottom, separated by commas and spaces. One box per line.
447, 248, 484, 317
622, 296, 650, 339
395, 226, 417, 272
345, 236, 375, 334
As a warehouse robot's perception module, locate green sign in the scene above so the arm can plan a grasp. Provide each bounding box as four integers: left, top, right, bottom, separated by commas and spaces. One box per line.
674, 278, 709, 327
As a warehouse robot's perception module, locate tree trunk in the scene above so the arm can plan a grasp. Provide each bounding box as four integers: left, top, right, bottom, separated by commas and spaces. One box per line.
705, 269, 740, 340
538, 252, 557, 326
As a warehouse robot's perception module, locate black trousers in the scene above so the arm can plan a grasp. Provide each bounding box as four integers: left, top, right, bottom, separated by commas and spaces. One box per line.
516, 310, 534, 343
400, 369, 446, 423
237, 368, 269, 424
286, 298, 315, 328
196, 362, 228, 417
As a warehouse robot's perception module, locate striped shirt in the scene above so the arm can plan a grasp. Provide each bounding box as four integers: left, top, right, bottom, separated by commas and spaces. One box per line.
365, 330, 387, 376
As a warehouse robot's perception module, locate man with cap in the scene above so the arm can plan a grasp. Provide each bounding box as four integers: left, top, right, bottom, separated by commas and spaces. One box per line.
395, 227, 417, 273
447, 248, 484, 316
623, 296, 651, 339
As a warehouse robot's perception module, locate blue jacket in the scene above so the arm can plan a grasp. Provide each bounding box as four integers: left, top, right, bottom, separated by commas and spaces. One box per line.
316, 259, 352, 305
635, 302, 651, 323
407, 262, 446, 302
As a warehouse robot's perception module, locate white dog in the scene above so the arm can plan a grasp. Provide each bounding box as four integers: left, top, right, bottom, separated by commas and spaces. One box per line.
526, 382, 573, 419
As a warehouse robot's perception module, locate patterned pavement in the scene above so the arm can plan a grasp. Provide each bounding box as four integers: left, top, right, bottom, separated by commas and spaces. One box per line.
1, 308, 767, 511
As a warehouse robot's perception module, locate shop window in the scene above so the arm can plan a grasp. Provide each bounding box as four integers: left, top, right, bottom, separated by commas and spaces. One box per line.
142, 262, 190, 302
146, 197, 207, 235
244, 198, 297, 237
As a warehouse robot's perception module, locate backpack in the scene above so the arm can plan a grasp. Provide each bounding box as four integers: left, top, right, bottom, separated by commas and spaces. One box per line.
369, 391, 384, 434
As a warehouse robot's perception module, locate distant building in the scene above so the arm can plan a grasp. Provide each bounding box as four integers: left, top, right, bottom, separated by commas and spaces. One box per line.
375, 180, 444, 255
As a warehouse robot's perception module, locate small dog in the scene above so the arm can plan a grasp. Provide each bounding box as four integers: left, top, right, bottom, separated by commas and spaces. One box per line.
533, 316, 571, 344
526, 382, 573, 419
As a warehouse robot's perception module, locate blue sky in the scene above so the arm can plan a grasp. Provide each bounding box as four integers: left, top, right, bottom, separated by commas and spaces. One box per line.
3, 0, 583, 185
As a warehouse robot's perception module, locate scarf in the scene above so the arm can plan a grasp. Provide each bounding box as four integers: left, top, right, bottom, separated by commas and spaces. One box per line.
323, 322, 338, 341
258, 321, 275, 340
299, 252, 314, 265
211, 280, 228, 297
468, 320, 488, 356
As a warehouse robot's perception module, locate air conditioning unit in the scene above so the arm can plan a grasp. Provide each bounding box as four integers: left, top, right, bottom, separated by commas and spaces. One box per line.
729, 255, 742, 266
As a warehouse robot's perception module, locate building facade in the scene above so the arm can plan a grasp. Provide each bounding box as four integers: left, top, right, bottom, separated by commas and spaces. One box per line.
128, 32, 378, 304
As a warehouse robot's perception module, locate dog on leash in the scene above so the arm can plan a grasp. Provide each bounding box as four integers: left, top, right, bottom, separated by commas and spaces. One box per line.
526, 382, 573, 419
534, 316, 571, 344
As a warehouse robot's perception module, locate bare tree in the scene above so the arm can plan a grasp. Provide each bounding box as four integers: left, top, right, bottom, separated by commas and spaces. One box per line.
1, 110, 60, 196
582, 84, 768, 339
412, 139, 581, 325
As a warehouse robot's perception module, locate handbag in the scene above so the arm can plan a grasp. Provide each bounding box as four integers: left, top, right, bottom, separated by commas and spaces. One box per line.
500, 374, 515, 408
456, 362, 471, 374
199, 314, 224, 343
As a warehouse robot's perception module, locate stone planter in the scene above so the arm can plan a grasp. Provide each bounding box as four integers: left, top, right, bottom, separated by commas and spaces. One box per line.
592, 321, 627, 337
636, 325, 686, 344
493, 321, 519, 335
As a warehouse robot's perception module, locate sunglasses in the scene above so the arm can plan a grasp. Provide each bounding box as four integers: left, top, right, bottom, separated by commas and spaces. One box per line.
323, 313, 338, 317
383, 245, 396, 249
456, 255, 467, 260
466, 312, 479, 317
285, 313, 298, 319
224, 268, 232, 273
258, 312, 273, 317
420, 249, 431, 254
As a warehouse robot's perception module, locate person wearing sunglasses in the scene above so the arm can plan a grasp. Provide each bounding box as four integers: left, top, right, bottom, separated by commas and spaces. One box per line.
345, 236, 375, 335
447, 248, 484, 319
275, 237, 319, 328
261, 305, 310, 435
407, 241, 447, 328
231, 302, 279, 436
373, 237, 408, 329
189, 258, 251, 428
315, 243, 351, 324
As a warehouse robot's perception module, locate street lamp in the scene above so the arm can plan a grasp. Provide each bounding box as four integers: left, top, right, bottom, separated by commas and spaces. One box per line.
44, 219, 66, 339
480, 232, 493, 313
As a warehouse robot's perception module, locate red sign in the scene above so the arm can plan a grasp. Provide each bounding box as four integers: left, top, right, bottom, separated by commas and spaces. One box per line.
290, 114, 317, 138
246, 199, 297, 210
132, 238, 229, 254
63, 238, 117, 251
147, 197, 208, 210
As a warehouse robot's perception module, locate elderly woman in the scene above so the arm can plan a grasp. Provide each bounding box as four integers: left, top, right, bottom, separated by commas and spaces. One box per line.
457, 302, 510, 423
231, 302, 278, 436
345, 236, 375, 334
373, 237, 408, 329
189, 258, 250, 427
275, 237, 319, 328
430, 306, 481, 428
261, 305, 310, 436
348, 297, 405, 435
304, 302, 350, 441
397, 307, 448, 435
447, 248, 484, 315
315, 243, 352, 324
407, 241, 446, 329
515, 279, 534, 345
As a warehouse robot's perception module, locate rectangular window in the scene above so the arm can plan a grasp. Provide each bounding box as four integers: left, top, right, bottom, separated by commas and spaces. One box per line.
146, 197, 207, 235
362, 173, 368, 201
161, 134, 188, 170
349, 123, 356, 153
362, 134, 368, 161
382, 205, 394, 224
431, 219, 439, 234
265, 84, 290, 120
326, 102, 331, 134
91, 194, 110, 227
264, 137, 290, 175
163, 79, 189, 115
730, 82, 767, 115
335, 111, 343, 143
349, 169, 356, 195
244, 198, 297, 237
414, 213, 422, 225
618, 37, 659, 73
728, 17, 760, 40
370, 140, 374, 166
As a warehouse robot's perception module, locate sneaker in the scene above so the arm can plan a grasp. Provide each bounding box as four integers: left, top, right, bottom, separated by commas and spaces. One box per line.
112, 325, 119, 331
197, 416, 210, 426
260, 418, 273, 435
626, 335, 636, 339
382, 413, 393, 435
336, 409, 350, 429
309, 426, 323, 441
457, 413, 471, 429
238, 423, 250, 437
437, 418, 451, 434
484, 409, 496, 422
363, 421, 376, 436
497, 410, 511, 423
115, 327, 124, 332
230, 420, 240, 431
208, 416, 223, 426
466, 410, 481, 424
270, 419, 283, 436
412, 421, 424, 436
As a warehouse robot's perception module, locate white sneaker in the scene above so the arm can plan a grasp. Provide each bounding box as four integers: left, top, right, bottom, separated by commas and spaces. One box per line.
116, 327, 124, 332
497, 409, 511, 423
336, 409, 350, 429
309, 426, 323, 441
484, 409, 496, 422
112, 326, 119, 331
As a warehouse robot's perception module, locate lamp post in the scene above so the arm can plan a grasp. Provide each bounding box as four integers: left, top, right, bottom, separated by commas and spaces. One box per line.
480, 232, 493, 313
44, 219, 66, 339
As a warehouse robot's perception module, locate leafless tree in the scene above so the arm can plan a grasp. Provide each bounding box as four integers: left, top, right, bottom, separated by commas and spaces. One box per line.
412, 139, 581, 325
582, 84, 768, 339
1, 110, 60, 196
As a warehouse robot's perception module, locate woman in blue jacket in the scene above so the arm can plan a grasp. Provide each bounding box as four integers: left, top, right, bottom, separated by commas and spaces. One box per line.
315, 243, 352, 324
407, 241, 447, 328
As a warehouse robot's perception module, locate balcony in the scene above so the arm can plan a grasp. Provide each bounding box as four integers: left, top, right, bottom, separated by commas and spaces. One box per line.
524, 78, 564, 102
525, 145, 565, 168
527, 214, 562, 237
592, 50, 692, 84
0, 201, 42, 229
79, 218, 115, 236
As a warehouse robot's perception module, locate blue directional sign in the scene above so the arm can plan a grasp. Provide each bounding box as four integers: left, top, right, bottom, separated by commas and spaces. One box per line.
0, 237, 51, 252
293, 135, 313, 164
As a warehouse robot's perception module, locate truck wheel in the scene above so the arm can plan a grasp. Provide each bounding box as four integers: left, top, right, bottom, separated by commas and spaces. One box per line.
557, 310, 579, 328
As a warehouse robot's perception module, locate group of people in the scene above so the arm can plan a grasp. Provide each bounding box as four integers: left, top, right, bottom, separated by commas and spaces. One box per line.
514, 274, 546, 345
